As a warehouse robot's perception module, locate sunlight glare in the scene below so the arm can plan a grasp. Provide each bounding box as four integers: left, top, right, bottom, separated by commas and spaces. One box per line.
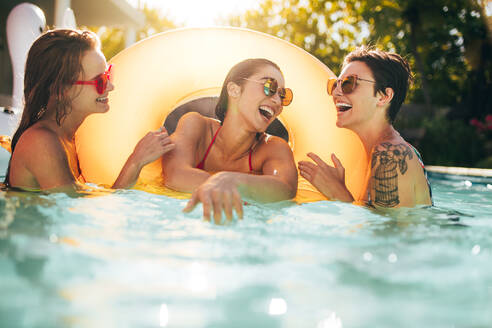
129, 0, 261, 27
317, 312, 343, 328
159, 304, 169, 327
268, 298, 287, 315
186, 262, 217, 298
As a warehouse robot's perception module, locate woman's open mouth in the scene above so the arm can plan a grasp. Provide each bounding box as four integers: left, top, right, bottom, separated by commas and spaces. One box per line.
259, 105, 274, 120
336, 102, 352, 112
96, 96, 109, 104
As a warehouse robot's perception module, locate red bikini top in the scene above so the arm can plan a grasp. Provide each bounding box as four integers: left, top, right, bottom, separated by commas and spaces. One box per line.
196, 126, 253, 172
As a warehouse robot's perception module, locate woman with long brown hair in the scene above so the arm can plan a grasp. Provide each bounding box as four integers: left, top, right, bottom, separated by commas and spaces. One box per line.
162, 58, 298, 223
5, 29, 174, 191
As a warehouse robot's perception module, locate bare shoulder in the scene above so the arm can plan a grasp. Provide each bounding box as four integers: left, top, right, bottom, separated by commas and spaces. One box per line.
172, 112, 220, 150
175, 112, 212, 134
371, 140, 416, 172
262, 134, 291, 149
369, 138, 429, 207
255, 134, 296, 175
9, 125, 71, 189
163, 112, 219, 169
14, 125, 63, 159
371, 139, 425, 176
258, 134, 293, 157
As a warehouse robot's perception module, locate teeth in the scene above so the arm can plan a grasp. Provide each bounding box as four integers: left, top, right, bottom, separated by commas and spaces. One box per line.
336, 102, 352, 111
259, 106, 274, 117
96, 96, 107, 103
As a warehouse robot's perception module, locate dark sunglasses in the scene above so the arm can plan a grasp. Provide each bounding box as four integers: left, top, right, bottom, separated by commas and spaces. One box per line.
74, 64, 113, 95
243, 78, 293, 106
327, 74, 376, 96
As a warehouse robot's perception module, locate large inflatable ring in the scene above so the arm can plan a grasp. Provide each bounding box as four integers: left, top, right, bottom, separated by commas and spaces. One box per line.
76, 27, 369, 202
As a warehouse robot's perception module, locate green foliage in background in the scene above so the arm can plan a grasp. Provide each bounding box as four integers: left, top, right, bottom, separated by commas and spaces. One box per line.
418, 118, 486, 166
228, 0, 492, 167
229, 0, 491, 118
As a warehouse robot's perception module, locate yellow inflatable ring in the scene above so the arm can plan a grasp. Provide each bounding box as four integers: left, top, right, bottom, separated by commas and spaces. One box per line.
76, 27, 369, 202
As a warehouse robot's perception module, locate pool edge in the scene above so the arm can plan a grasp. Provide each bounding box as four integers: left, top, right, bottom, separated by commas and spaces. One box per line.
427, 165, 492, 185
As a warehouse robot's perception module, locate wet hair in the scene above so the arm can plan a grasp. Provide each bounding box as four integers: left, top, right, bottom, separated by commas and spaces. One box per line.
215, 58, 282, 123
5, 29, 99, 186
344, 46, 413, 123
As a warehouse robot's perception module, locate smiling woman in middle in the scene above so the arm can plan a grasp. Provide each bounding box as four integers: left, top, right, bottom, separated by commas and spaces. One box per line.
162, 58, 298, 223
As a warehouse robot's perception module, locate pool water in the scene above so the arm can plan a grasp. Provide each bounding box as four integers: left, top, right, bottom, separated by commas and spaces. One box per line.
0, 175, 491, 327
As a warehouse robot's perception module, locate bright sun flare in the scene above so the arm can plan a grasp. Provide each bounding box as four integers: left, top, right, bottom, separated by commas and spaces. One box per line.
128, 0, 261, 27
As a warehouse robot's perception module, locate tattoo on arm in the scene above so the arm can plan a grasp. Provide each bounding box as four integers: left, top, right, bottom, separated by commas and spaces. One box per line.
371, 143, 413, 207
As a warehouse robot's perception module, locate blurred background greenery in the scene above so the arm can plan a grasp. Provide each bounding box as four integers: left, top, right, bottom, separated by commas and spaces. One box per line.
90, 0, 492, 168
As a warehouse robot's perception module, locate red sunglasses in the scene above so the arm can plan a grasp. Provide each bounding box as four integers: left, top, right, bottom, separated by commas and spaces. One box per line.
74, 64, 113, 95
327, 74, 376, 96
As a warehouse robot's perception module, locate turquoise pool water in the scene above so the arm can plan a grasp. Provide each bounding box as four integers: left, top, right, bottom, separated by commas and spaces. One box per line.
0, 174, 491, 327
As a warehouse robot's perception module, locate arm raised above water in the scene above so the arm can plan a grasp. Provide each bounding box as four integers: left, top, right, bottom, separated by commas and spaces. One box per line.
240, 135, 297, 201
112, 127, 175, 189
298, 152, 354, 202
183, 136, 298, 223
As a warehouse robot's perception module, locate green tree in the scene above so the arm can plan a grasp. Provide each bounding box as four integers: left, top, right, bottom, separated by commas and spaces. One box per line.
136, 5, 179, 40
228, 0, 364, 74
228, 0, 492, 166
228, 0, 492, 119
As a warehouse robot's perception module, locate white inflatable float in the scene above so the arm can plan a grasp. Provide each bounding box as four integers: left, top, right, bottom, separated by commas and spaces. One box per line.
76, 27, 369, 202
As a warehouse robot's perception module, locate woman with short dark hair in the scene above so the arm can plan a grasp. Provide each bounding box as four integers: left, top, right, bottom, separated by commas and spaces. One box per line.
299, 47, 432, 208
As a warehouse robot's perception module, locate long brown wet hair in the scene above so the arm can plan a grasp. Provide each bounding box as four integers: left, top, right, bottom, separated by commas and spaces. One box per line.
4, 29, 99, 186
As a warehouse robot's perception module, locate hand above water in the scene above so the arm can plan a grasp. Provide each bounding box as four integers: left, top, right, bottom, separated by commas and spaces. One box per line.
112, 127, 175, 189
131, 127, 175, 166
183, 172, 244, 224
298, 152, 354, 202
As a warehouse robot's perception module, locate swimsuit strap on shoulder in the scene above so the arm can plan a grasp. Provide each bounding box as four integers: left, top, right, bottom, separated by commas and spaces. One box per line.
196, 125, 221, 169
248, 149, 253, 172
407, 142, 434, 205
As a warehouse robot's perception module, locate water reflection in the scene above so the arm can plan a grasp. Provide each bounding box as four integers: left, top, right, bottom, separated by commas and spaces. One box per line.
0, 191, 16, 230
0, 192, 54, 284
187, 262, 216, 299
0, 176, 489, 327
363, 252, 373, 262
317, 312, 343, 328
204, 284, 281, 327
159, 304, 169, 327
365, 205, 473, 235
268, 298, 287, 315
0, 191, 63, 327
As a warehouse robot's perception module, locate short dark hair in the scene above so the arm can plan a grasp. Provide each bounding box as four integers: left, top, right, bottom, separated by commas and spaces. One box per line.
215, 58, 281, 123
344, 46, 412, 123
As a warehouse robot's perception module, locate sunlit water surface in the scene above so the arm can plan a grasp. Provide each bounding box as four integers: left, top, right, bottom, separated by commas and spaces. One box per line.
0, 177, 491, 328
